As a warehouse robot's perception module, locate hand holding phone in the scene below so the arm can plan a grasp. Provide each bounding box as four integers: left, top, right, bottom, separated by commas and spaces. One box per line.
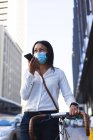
24, 53, 40, 74
24, 53, 33, 61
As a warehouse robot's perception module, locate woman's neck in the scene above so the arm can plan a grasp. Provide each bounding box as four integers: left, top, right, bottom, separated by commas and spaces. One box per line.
39, 64, 50, 75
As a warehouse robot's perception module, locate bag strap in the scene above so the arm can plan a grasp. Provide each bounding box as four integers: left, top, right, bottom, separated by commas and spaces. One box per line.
40, 74, 59, 111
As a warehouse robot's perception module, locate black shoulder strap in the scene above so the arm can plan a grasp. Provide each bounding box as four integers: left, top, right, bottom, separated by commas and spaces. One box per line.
40, 74, 59, 111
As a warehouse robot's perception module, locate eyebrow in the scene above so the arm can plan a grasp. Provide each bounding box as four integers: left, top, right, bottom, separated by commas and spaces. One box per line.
34, 48, 47, 51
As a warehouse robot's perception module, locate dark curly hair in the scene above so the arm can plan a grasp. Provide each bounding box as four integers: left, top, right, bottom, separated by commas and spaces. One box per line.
32, 40, 54, 67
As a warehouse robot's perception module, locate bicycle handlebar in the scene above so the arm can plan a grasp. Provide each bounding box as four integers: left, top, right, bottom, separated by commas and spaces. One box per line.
49, 112, 75, 119
50, 112, 69, 118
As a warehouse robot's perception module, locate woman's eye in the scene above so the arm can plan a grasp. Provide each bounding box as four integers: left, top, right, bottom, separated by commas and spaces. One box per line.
34, 49, 37, 53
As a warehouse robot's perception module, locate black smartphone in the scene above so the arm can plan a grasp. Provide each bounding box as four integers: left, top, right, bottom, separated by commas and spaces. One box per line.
24, 53, 33, 61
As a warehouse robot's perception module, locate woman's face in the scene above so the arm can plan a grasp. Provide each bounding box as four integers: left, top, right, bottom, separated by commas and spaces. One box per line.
34, 43, 48, 54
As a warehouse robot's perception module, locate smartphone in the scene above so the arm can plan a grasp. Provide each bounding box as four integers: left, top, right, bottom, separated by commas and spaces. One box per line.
24, 53, 33, 61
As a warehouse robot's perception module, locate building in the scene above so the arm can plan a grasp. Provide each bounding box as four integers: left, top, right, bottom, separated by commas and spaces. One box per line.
72, 0, 88, 97
0, 0, 8, 27
0, 0, 26, 108
72, 0, 93, 114
0, 25, 22, 104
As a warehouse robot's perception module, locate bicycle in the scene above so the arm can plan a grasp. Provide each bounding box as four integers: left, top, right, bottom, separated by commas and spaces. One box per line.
29, 111, 90, 140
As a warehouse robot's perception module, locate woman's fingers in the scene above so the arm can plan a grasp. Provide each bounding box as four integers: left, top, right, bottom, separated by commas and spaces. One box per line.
69, 105, 79, 116
28, 57, 40, 74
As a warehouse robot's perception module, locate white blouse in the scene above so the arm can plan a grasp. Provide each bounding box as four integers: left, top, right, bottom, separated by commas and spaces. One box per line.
20, 67, 76, 112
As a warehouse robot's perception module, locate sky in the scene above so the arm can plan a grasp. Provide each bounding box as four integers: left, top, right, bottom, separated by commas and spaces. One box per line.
25, 0, 74, 111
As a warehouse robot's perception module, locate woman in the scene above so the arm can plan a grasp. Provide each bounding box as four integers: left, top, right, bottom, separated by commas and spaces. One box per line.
20, 40, 79, 140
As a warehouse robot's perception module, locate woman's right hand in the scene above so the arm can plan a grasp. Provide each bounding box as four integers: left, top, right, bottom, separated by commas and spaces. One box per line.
28, 57, 40, 75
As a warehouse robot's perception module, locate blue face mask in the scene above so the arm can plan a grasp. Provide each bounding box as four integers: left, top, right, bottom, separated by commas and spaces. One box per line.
34, 52, 47, 64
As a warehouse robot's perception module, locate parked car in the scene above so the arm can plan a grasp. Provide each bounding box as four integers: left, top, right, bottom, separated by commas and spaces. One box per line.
0, 114, 22, 140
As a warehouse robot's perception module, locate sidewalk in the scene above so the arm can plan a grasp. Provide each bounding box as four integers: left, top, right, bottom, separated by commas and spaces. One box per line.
60, 126, 88, 140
